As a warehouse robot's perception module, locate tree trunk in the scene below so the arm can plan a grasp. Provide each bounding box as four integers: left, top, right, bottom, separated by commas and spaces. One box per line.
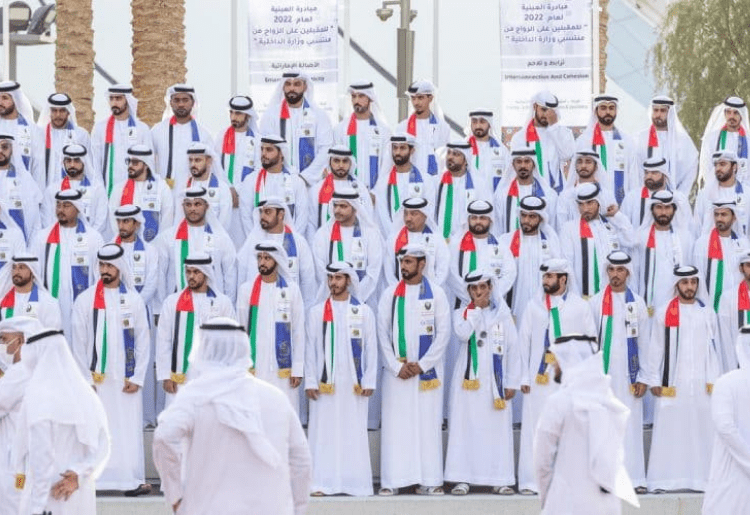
599, 0, 609, 93
54, 0, 95, 131
132, 0, 187, 127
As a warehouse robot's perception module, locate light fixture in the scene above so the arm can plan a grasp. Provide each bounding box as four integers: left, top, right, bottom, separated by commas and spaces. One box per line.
27, 4, 55, 36
376, 7, 393, 21
0, 1, 32, 33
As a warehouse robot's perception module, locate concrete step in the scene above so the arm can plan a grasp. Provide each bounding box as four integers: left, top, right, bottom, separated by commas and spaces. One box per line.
96, 493, 704, 515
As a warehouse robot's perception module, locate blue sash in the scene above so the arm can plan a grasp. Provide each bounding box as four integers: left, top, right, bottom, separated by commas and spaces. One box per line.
16, 114, 31, 170
489, 138, 503, 190
6, 166, 26, 240
320, 296, 364, 386
274, 275, 293, 371
367, 116, 379, 189
71, 219, 90, 300
240, 128, 256, 181
132, 236, 145, 293
297, 99, 315, 172
427, 113, 438, 176
538, 292, 567, 376
417, 277, 438, 383
609, 128, 626, 204
493, 353, 504, 399
142, 175, 160, 242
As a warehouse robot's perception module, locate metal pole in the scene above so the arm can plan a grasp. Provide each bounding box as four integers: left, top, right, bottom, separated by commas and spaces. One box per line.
592, 0, 601, 95
343, 0, 351, 118
231, 0, 238, 95
396, 0, 412, 121
3, 0, 10, 81
432, 0, 438, 87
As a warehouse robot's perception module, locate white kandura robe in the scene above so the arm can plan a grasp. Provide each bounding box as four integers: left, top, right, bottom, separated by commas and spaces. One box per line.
620, 186, 694, 238
307, 174, 375, 237
589, 289, 650, 486
510, 123, 575, 192
373, 166, 437, 234
173, 173, 233, 231
304, 298, 378, 495
645, 301, 721, 491
717, 281, 750, 373
18, 420, 110, 515
493, 178, 558, 234
377, 279, 451, 489
71, 285, 150, 490
693, 181, 750, 236
91, 117, 153, 191
237, 278, 305, 413
433, 170, 491, 243
236, 227, 317, 308
312, 221, 384, 305
693, 231, 749, 316
30, 223, 104, 338
444, 304, 521, 486
260, 100, 334, 184
0, 165, 42, 242
635, 126, 698, 195
153, 375, 311, 515
701, 129, 749, 184
155, 289, 236, 404
497, 228, 562, 321
42, 176, 109, 235
150, 119, 213, 185
0, 221, 29, 270
41, 125, 91, 187
0, 118, 46, 191
238, 168, 310, 237
384, 226, 450, 287
516, 292, 596, 492
473, 137, 510, 191
394, 115, 450, 179
575, 126, 640, 202
702, 365, 750, 514
447, 232, 517, 304
556, 181, 617, 229
0, 285, 63, 330
155, 222, 237, 304
333, 116, 391, 189
108, 175, 175, 243
0, 363, 30, 515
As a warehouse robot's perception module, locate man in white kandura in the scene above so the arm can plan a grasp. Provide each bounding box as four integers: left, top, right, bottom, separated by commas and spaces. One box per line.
71, 243, 150, 496
0, 316, 46, 514
153, 318, 312, 515
465, 109, 510, 192
151, 84, 213, 187
698, 96, 749, 185
91, 84, 153, 198
305, 261, 377, 496
237, 241, 305, 414
36, 92, 92, 187
645, 265, 722, 492
377, 244, 450, 496
534, 333, 639, 514
8, 324, 110, 515
444, 269, 521, 496
717, 252, 750, 372
156, 254, 235, 406
517, 258, 596, 495
702, 325, 750, 514
694, 150, 750, 236
0, 81, 45, 190
588, 251, 650, 492
0, 253, 62, 329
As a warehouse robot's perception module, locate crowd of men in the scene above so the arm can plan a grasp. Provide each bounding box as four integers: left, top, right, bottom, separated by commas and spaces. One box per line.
0, 72, 749, 512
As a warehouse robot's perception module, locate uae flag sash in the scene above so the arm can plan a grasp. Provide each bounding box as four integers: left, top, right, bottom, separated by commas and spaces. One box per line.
458, 231, 499, 279
279, 98, 315, 171
102, 114, 137, 196
706, 228, 736, 312
319, 296, 365, 394
170, 286, 216, 383
436, 170, 474, 239
717, 124, 748, 159
579, 217, 602, 297
115, 235, 146, 293
506, 229, 547, 308
505, 178, 545, 232
525, 121, 546, 181
462, 302, 508, 409
90, 280, 136, 384
44, 220, 89, 300
119, 176, 160, 241
737, 281, 750, 328
406, 112, 439, 175
316, 173, 336, 227
537, 293, 563, 384
165, 116, 200, 183
246, 274, 293, 377
346, 113, 379, 188
45, 120, 74, 183
15, 114, 31, 170
329, 220, 365, 280
221, 126, 255, 184
59, 172, 92, 191
392, 225, 433, 281
599, 286, 640, 389
592, 124, 625, 203
0, 283, 38, 320
391, 277, 439, 390
386, 166, 425, 221
173, 220, 213, 291
253, 168, 296, 218
647, 125, 659, 158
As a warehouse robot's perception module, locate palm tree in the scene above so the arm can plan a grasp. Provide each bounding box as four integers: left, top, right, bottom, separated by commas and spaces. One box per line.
599, 0, 609, 93
131, 0, 187, 127
54, 0, 95, 131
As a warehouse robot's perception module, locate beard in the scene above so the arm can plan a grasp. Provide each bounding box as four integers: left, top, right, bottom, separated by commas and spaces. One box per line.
393, 154, 410, 166
644, 177, 665, 190
65, 167, 83, 178
472, 127, 488, 138
12, 275, 31, 287
597, 114, 615, 125
543, 281, 561, 295
521, 222, 539, 235
259, 263, 277, 276
284, 91, 303, 105
654, 214, 673, 226
101, 274, 117, 285
0, 155, 10, 167
400, 267, 417, 280
469, 223, 490, 236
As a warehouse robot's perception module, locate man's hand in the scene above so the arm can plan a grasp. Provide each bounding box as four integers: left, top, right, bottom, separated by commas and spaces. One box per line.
230, 187, 239, 209
122, 380, 140, 394
173, 499, 182, 513
520, 385, 531, 394
306, 388, 319, 400
290, 376, 302, 388
163, 379, 178, 394
504, 388, 516, 401
632, 382, 647, 398
360, 388, 374, 397
650, 386, 662, 397
397, 363, 414, 380
606, 204, 619, 217
407, 362, 423, 376
51, 470, 79, 501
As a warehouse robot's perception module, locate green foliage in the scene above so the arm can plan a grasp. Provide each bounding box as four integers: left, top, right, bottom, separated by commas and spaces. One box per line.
651, 0, 750, 142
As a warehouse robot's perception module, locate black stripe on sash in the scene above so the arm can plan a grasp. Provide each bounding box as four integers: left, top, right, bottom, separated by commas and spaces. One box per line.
436, 181, 445, 222
171, 310, 181, 373
280, 118, 286, 140
90, 308, 99, 372
643, 246, 651, 302
739, 309, 744, 329
390, 295, 398, 354
647, 146, 653, 158
458, 250, 465, 279
581, 237, 589, 295
43, 243, 51, 288
662, 325, 671, 387
166, 124, 174, 179
45, 147, 50, 184
464, 338, 472, 380
387, 185, 393, 221
320, 319, 328, 383
505, 196, 512, 233
101, 142, 110, 182
706, 258, 713, 291
639, 197, 646, 225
